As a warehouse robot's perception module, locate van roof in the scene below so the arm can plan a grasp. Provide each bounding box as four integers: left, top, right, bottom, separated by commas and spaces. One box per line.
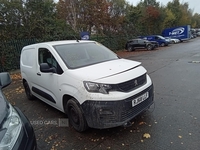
22, 40, 95, 49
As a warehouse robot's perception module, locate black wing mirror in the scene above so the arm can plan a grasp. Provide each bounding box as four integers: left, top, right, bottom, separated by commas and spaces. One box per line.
0, 72, 12, 89
40, 63, 56, 73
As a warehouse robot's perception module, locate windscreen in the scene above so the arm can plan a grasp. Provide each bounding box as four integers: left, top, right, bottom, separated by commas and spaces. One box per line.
158, 36, 165, 40
54, 42, 118, 69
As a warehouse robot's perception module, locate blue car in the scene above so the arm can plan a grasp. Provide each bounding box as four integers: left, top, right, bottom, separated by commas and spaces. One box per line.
139, 35, 169, 47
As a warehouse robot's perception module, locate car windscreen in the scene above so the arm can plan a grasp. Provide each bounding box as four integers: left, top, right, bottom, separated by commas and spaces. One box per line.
158, 36, 165, 40
53, 42, 119, 69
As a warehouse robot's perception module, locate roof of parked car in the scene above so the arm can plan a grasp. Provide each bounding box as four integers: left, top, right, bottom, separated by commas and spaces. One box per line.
129, 38, 145, 41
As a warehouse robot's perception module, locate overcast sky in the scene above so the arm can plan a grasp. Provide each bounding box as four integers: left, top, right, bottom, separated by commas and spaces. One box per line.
127, 0, 200, 14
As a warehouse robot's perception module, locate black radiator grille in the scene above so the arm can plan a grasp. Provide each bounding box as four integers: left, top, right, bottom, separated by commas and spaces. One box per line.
115, 74, 146, 92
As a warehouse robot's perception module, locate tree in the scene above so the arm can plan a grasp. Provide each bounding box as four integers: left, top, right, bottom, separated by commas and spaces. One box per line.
0, 0, 24, 40
124, 5, 144, 36
57, 0, 79, 32
144, 5, 160, 34
166, 0, 183, 26
22, 0, 57, 39
178, 2, 192, 26
102, 0, 128, 35
192, 13, 200, 28
162, 8, 176, 28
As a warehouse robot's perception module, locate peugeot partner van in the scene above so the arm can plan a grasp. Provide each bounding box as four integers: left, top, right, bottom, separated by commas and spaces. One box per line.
20, 40, 154, 132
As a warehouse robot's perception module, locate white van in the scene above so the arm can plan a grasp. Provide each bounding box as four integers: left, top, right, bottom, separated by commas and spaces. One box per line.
20, 40, 154, 132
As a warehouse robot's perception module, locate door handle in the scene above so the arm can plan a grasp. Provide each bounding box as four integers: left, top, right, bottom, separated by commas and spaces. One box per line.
37, 72, 41, 76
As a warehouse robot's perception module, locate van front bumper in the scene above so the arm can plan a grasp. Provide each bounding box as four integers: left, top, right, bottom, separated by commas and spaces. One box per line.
81, 84, 154, 129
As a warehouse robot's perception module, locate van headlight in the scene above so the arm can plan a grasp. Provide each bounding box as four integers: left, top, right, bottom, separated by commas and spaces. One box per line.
0, 104, 22, 150
83, 81, 112, 94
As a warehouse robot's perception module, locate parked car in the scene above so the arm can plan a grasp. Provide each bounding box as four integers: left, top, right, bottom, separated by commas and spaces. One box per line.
196, 32, 200, 36
20, 40, 154, 132
164, 37, 171, 43
0, 72, 37, 150
125, 38, 159, 51
165, 37, 180, 44
192, 33, 197, 38
172, 38, 180, 43
139, 35, 169, 46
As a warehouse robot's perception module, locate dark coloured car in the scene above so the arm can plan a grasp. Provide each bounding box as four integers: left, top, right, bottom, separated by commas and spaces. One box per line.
0, 72, 37, 150
125, 38, 159, 51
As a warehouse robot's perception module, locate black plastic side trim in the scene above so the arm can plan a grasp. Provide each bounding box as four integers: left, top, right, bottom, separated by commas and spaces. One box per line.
32, 87, 56, 103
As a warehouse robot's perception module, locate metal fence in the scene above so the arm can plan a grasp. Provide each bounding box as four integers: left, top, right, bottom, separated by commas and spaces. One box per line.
0, 35, 133, 72
0, 39, 37, 72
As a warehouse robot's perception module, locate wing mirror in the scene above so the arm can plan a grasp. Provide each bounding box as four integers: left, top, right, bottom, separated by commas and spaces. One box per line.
0, 72, 12, 89
40, 63, 56, 73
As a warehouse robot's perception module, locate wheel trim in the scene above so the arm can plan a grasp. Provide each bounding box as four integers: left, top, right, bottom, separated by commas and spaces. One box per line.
66, 99, 88, 132
147, 45, 152, 50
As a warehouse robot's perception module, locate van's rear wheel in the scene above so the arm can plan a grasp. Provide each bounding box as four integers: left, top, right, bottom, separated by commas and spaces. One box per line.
66, 98, 88, 132
23, 81, 35, 100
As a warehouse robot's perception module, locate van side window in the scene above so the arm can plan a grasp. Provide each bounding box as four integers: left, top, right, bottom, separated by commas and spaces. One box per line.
38, 48, 63, 74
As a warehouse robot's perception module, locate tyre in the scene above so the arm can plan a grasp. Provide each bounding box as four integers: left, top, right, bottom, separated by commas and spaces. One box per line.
23, 81, 35, 100
160, 43, 165, 47
172, 40, 175, 44
146, 44, 153, 50
66, 98, 88, 132
127, 46, 133, 52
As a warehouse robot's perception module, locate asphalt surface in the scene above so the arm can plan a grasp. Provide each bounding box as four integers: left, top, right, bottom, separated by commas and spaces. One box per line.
3, 38, 200, 150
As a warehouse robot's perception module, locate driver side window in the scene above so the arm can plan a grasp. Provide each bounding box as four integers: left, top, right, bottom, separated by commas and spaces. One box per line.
38, 48, 63, 74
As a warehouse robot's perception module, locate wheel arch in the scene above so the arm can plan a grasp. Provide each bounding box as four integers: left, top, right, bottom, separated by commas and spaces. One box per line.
65, 97, 88, 131
22, 78, 35, 100
63, 94, 77, 114
22, 78, 27, 84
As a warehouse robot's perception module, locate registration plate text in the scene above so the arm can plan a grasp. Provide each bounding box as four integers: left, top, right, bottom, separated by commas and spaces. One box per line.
132, 92, 149, 107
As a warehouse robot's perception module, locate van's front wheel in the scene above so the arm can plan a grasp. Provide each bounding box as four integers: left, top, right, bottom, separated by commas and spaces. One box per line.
66, 99, 88, 132
23, 81, 35, 100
